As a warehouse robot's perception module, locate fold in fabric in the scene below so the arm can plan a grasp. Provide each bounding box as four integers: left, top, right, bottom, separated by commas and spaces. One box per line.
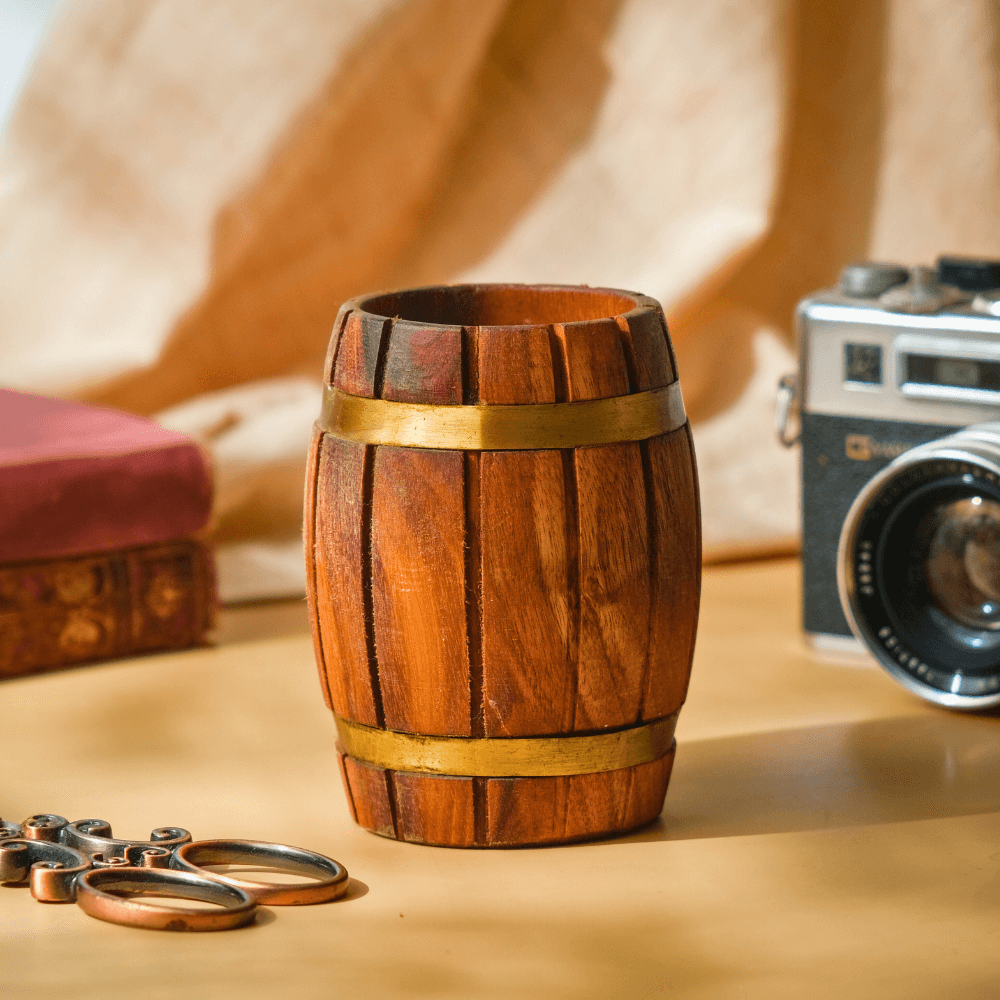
3, 0, 998, 595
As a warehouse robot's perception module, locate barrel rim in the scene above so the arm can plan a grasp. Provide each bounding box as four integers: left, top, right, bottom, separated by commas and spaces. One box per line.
341, 282, 661, 333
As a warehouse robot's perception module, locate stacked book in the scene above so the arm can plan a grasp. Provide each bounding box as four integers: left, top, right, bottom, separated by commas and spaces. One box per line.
1, 390, 216, 679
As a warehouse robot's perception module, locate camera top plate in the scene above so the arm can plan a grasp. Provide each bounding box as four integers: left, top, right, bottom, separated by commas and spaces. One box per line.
799, 260, 1000, 428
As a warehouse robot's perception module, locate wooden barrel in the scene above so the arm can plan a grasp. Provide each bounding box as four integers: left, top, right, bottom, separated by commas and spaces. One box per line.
305, 284, 700, 847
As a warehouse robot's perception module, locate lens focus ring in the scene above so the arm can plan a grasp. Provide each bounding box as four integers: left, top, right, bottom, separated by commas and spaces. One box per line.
838, 422, 1000, 709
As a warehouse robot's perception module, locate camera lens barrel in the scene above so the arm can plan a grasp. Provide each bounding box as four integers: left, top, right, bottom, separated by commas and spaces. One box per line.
838, 422, 1000, 709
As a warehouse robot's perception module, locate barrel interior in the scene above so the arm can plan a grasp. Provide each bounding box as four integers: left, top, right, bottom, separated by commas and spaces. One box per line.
358, 284, 640, 328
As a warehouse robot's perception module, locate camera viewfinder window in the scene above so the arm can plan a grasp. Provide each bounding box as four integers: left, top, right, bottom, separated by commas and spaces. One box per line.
845, 343, 882, 384
906, 354, 1000, 392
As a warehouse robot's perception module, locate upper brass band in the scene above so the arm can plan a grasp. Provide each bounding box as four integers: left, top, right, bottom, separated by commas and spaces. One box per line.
334, 713, 678, 777
319, 381, 686, 451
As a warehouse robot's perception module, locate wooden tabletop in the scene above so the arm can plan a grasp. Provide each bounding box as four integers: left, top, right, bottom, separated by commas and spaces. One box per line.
3, 557, 1000, 998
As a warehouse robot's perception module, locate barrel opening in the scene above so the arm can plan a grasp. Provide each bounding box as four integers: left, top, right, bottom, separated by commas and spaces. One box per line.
359, 285, 639, 328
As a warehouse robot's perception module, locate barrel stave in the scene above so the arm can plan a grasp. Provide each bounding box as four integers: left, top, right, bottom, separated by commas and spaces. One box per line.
643, 425, 701, 718
475, 323, 558, 405
304, 425, 330, 709
312, 435, 380, 726
557, 317, 650, 731
322, 304, 352, 384
368, 321, 471, 739
480, 449, 574, 737
371, 446, 471, 736
477, 324, 572, 740
381, 320, 463, 404
392, 772, 476, 846
574, 441, 650, 729
332, 311, 390, 397
615, 305, 676, 389
483, 751, 675, 846
339, 754, 395, 838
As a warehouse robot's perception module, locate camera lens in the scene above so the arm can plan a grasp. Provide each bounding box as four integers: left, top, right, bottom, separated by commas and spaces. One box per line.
924, 497, 1000, 632
839, 423, 1000, 708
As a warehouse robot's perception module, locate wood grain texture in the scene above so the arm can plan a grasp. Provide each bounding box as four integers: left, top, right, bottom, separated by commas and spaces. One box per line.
312, 436, 380, 726
308, 285, 701, 847
484, 750, 675, 846
393, 771, 475, 846
335, 752, 358, 822
572, 440, 650, 729
642, 423, 702, 718
381, 320, 463, 404
371, 319, 470, 736
502, 315, 652, 846
323, 305, 352, 384
556, 317, 650, 731
303, 425, 331, 708
332, 311, 390, 397
475, 323, 558, 405
477, 325, 572, 738
371, 446, 471, 736
341, 757, 396, 839
479, 450, 572, 736
615, 306, 675, 389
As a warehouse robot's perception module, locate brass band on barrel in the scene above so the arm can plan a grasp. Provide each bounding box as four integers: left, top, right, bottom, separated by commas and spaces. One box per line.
318, 382, 686, 451
333, 713, 678, 777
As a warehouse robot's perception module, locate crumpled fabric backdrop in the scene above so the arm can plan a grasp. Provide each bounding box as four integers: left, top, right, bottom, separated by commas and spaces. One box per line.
3, 0, 999, 601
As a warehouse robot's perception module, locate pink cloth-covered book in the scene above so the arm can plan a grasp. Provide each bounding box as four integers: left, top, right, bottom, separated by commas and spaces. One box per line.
0, 390, 216, 678
0, 389, 213, 562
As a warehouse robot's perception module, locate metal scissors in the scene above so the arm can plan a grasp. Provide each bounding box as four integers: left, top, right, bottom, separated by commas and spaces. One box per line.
0, 813, 349, 931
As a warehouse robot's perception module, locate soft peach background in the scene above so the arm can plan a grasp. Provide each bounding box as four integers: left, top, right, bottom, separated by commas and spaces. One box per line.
3, 0, 999, 599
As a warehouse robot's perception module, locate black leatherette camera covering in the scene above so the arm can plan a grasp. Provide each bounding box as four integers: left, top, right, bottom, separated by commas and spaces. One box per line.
801, 411, 958, 637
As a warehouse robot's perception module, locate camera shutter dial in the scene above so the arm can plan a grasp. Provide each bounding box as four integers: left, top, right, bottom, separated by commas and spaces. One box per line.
839, 262, 909, 298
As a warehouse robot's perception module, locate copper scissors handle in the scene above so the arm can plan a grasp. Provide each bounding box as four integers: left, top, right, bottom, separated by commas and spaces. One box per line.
62, 818, 191, 863
2, 813, 350, 930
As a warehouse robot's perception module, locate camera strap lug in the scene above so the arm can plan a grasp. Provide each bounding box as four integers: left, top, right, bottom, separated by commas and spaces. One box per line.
775, 373, 799, 447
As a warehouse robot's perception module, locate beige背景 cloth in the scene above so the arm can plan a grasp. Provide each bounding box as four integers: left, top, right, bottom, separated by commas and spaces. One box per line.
2, 0, 998, 599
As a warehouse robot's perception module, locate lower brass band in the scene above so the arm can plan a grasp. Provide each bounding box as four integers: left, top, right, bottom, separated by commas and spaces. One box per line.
334, 713, 678, 777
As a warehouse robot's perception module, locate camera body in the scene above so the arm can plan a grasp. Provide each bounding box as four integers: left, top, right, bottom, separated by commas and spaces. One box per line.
794, 257, 1000, 708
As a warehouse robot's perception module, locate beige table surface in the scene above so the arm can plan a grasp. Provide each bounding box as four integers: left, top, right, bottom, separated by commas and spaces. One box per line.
3, 557, 1000, 999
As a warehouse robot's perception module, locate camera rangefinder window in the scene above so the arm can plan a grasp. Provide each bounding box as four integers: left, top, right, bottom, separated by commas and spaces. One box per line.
905, 353, 1000, 392
844, 343, 882, 384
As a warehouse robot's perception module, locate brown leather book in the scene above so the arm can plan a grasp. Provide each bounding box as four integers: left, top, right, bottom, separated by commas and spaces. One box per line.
0, 389, 216, 678
0, 540, 215, 679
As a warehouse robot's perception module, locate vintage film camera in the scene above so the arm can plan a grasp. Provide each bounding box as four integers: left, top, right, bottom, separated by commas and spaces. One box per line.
781, 256, 1000, 709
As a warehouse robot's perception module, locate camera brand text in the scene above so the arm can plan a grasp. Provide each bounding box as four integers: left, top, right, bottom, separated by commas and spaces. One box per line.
845, 434, 909, 461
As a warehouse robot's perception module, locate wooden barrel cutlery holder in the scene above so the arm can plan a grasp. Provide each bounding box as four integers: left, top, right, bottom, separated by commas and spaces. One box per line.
306, 284, 701, 847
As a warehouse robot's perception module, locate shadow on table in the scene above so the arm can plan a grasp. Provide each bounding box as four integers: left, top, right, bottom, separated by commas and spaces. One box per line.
600, 710, 1000, 844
